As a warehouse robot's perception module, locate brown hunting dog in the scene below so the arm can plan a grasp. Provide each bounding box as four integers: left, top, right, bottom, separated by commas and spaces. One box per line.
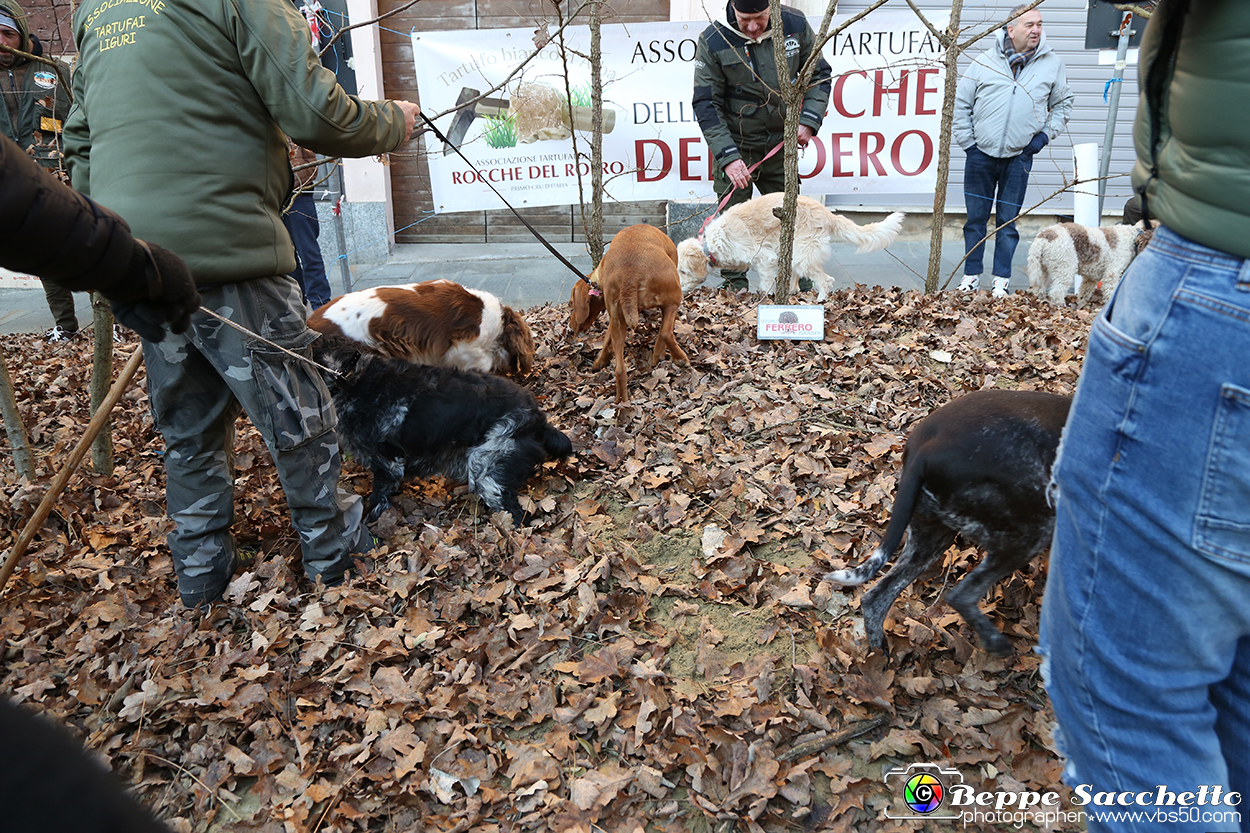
569, 224, 689, 402
308, 280, 534, 375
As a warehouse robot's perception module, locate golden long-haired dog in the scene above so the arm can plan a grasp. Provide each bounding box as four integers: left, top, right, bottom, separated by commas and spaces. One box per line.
569, 224, 689, 402
308, 280, 534, 375
676, 193, 906, 300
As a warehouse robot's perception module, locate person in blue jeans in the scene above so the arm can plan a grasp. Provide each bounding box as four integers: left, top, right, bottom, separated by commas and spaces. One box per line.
952, 4, 1072, 298
1041, 3, 1250, 831
283, 141, 333, 310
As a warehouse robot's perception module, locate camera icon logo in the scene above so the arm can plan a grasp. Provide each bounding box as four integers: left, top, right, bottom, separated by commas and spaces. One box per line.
883, 762, 963, 820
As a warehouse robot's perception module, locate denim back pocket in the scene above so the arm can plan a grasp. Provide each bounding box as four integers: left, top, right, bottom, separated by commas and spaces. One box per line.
1081, 310, 1148, 396
1193, 383, 1250, 566
248, 328, 337, 452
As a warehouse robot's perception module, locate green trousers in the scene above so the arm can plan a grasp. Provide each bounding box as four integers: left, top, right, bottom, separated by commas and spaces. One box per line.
42, 281, 78, 332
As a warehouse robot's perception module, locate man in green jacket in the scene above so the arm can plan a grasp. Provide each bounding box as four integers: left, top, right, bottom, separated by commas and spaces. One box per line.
0, 0, 68, 171
691, 0, 831, 291
1, 0, 81, 341
64, 0, 419, 607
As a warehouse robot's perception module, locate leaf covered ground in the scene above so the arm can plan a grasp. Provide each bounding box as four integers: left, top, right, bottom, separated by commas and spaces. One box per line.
0, 285, 1093, 832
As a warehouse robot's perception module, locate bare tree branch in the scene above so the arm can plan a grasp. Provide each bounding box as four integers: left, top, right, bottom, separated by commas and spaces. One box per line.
423, 0, 597, 126
0, 45, 73, 102
901, 0, 948, 46
317, 0, 424, 59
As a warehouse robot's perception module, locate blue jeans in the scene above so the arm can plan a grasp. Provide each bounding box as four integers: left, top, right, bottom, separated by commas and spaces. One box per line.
1040, 226, 1250, 833
962, 147, 1032, 278
282, 192, 332, 309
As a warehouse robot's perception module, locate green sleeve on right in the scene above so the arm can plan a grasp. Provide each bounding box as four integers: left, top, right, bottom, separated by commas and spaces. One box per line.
63, 66, 90, 194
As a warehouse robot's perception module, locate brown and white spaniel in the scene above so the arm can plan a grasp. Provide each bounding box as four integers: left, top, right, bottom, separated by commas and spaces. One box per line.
308, 280, 535, 375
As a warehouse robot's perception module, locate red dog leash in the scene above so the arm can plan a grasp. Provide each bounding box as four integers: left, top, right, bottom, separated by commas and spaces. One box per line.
696, 139, 787, 248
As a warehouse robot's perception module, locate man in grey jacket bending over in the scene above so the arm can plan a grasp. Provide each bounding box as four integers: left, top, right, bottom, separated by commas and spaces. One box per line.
953, 4, 1073, 298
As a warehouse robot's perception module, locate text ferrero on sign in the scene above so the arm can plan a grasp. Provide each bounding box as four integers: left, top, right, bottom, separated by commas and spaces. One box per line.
756, 305, 825, 341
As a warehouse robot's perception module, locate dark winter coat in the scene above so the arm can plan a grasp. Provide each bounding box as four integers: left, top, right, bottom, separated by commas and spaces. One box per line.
0, 0, 70, 166
691, 1, 831, 173
1132, 0, 1250, 258
0, 698, 171, 832
0, 132, 151, 293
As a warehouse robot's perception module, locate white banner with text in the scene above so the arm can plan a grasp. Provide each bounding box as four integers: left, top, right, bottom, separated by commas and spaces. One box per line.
0, 268, 42, 290
413, 11, 948, 213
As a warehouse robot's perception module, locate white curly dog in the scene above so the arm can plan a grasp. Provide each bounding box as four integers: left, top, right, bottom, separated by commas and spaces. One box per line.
676, 193, 905, 301
1027, 220, 1156, 307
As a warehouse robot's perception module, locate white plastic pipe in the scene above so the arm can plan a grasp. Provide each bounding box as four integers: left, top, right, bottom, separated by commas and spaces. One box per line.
1073, 142, 1100, 227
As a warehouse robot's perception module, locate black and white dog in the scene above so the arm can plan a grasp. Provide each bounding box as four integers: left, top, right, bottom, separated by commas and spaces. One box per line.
313, 336, 572, 524
826, 390, 1071, 656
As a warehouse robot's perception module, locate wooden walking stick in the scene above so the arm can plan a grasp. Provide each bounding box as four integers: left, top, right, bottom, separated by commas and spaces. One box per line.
0, 347, 145, 596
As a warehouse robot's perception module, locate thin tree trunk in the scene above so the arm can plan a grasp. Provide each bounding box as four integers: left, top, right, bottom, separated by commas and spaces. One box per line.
588, 0, 605, 264
561, 1, 606, 265
0, 348, 144, 597
90, 293, 115, 475
0, 344, 35, 480
925, 0, 963, 293
769, 0, 800, 304
769, 0, 893, 303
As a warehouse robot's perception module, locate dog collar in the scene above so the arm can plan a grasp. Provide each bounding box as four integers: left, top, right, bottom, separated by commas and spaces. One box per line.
700, 237, 718, 267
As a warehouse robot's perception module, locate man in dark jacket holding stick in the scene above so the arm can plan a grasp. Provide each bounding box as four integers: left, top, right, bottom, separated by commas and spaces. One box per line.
64, 0, 420, 607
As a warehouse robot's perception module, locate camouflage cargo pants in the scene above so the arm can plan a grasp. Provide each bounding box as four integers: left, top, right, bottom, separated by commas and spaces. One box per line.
142, 275, 370, 605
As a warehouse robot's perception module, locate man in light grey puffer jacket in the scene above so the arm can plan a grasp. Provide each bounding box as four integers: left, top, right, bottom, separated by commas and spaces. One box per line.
953, 4, 1073, 297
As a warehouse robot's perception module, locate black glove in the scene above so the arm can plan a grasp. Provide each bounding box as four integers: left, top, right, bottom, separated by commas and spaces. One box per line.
1024, 132, 1049, 155
105, 241, 200, 342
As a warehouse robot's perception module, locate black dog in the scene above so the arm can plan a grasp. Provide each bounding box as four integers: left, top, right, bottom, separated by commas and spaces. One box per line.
826, 390, 1071, 656
0, 698, 171, 832
313, 337, 572, 524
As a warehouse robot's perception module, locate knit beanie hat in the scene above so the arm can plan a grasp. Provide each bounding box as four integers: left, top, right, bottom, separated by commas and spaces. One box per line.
732, 0, 770, 14
0, 12, 19, 31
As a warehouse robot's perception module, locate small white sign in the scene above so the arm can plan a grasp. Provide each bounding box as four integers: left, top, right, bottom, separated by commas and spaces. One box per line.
1099, 47, 1138, 65
757, 305, 824, 341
